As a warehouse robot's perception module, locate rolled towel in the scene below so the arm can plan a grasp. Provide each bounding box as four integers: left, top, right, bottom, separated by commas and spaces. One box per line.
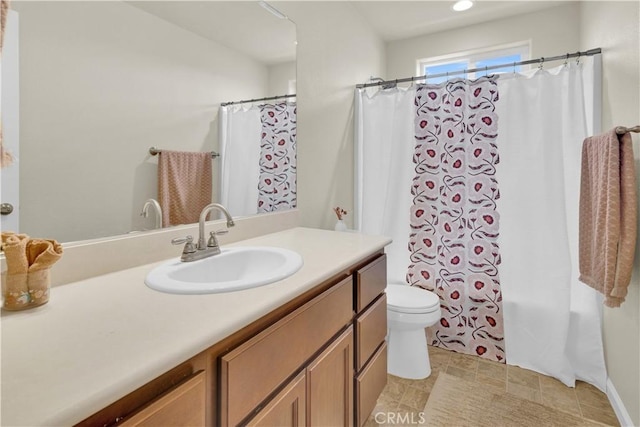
26, 238, 63, 306
26, 238, 63, 271
2, 231, 29, 273
1, 232, 30, 309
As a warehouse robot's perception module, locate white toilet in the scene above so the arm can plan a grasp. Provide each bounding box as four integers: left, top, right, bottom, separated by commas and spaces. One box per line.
386, 284, 441, 379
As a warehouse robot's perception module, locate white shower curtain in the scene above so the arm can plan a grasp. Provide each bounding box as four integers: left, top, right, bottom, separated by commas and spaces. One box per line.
355, 55, 606, 390
496, 57, 606, 391
219, 105, 262, 217
355, 88, 415, 284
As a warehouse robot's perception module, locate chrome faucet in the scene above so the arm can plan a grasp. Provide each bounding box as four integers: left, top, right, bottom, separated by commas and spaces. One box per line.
172, 203, 235, 262
141, 199, 163, 229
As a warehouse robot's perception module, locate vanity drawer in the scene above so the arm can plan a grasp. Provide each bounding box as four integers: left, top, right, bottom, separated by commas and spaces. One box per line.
355, 254, 386, 312
355, 294, 387, 372
355, 342, 387, 427
220, 277, 353, 426
120, 371, 205, 427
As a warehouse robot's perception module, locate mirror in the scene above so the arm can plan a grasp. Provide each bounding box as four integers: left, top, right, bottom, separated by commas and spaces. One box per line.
6, 1, 296, 243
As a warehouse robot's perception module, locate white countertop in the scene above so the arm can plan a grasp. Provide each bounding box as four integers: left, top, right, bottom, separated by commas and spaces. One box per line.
1, 227, 390, 426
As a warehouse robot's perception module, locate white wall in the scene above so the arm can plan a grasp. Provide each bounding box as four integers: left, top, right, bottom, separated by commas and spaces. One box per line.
276, 1, 386, 229
14, 1, 269, 243
268, 60, 296, 96
580, 2, 640, 425
386, 2, 580, 79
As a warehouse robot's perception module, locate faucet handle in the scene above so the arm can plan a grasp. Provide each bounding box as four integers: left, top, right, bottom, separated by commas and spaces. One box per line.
207, 230, 228, 248
171, 235, 193, 245
172, 235, 196, 254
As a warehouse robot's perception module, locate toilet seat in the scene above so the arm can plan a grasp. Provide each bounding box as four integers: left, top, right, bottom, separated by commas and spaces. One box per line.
386, 284, 440, 314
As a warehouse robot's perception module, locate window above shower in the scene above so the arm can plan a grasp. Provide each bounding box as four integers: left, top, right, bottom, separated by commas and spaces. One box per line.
416, 42, 530, 83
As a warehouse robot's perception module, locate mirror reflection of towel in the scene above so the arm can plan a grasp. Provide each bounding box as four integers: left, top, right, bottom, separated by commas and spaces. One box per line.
158, 151, 212, 227
578, 129, 637, 307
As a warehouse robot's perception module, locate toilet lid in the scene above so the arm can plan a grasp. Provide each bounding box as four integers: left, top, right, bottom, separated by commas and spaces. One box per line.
386, 284, 440, 313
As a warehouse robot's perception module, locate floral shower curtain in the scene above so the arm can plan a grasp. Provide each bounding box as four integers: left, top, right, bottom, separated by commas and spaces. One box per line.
258, 103, 297, 213
219, 102, 297, 216
355, 55, 606, 389
408, 78, 504, 362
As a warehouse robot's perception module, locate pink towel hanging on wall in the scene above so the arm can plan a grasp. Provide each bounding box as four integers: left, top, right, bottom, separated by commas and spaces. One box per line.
157, 150, 212, 227
579, 129, 637, 307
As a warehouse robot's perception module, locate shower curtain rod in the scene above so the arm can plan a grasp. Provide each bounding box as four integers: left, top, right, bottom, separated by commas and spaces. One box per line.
221, 93, 296, 107
356, 48, 602, 89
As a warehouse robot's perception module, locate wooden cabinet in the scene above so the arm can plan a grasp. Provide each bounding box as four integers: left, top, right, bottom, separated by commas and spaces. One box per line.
355, 294, 387, 371
120, 371, 206, 427
247, 327, 354, 427
356, 343, 388, 426
78, 250, 388, 427
220, 278, 353, 426
247, 372, 306, 427
355, 254, 387, 312
354, 255, 388, 427
307, 327, 354, 427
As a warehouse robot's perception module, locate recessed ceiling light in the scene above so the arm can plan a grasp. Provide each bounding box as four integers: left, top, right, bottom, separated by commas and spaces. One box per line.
452, 0, 474, 12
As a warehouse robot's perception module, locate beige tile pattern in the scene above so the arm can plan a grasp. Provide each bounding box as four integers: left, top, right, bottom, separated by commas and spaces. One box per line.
364, 344, 620, 427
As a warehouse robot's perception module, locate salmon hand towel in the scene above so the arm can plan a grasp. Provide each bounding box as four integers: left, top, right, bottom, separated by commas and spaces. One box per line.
579, 129, 637, 307
2, 232, 63, 309
25, 238, 63, 305
158, 150, 212, 227
1, 232, 30, 308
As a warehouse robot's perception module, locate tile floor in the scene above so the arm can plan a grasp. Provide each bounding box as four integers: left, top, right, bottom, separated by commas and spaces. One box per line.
366, 345, 620, 426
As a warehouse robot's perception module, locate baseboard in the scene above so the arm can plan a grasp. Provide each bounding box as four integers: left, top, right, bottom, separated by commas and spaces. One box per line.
606, 378, 636, 426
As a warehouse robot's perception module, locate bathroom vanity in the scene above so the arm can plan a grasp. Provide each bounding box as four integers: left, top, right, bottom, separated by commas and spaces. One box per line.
1, 228, 390, 426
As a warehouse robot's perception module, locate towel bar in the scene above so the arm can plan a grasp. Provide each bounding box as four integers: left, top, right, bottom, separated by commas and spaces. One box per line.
615, 126, 640, 135
149, 147, 219, 158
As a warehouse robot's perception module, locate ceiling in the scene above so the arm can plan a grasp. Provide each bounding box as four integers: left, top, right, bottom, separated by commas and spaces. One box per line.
127, 1, 297, 65
350, 1, 568, 41
127, 1, 568, 65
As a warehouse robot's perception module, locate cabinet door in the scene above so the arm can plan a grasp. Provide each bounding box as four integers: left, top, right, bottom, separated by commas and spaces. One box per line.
221, 278, 353, 426
355, 343, 387, 427
120, 371, 205, 427
306, 326, 354, 427
247, 372, 306, 427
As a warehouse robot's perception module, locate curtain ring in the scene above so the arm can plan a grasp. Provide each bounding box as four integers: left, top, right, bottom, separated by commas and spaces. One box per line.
538, 57, 545, 70
576, 51, 581, 65
564, 53, 570, 67
513, 62, 516, 75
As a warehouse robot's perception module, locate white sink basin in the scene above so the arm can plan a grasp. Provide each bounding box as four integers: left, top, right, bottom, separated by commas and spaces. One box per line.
145, 246, 303, 294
